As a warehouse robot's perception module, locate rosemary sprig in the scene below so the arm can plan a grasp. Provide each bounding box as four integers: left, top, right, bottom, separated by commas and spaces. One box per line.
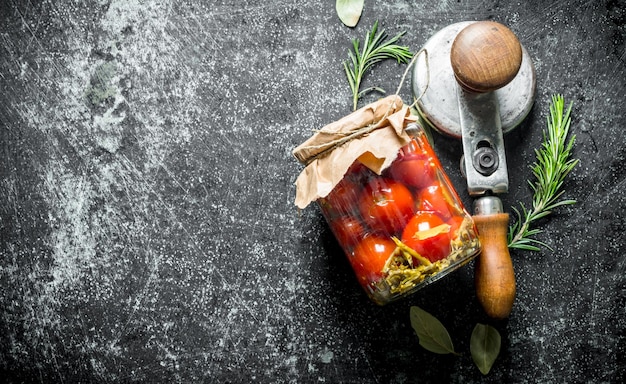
508, 94, 579, 251
343, 20, 413, 111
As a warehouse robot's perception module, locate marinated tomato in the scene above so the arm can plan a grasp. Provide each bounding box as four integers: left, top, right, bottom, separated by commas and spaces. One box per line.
385, 139, 435, 189
416, 184, 454, 220
350, 235, 396, 283
447, 215, 466, 237
329, 216, 367, 249
358, 178, 415, 235
401, 211, 452, 262
319, 177, 361, 219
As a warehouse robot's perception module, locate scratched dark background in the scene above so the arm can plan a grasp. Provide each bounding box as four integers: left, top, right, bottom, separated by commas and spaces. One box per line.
1, 0, 625, 383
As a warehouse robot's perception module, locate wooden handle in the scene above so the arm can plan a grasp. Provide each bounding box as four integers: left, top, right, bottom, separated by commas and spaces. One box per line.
473, 212, 516, 319
450, 21, 522, 93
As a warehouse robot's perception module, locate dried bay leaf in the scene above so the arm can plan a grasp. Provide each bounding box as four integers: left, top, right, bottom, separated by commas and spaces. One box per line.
470, 323, 501, 375
336, 0, 364, 27
409, 306, 457, 355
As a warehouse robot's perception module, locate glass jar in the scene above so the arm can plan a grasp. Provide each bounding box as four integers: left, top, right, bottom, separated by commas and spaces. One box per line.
318, 123, 481, 305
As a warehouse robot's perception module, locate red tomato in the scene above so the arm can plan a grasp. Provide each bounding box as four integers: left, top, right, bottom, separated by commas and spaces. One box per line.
358, 178, 415, 235
416, 185, 453, 220
401, 211, 451, 262
385, 139, 435, 189
350, 235, 396, 283
319, 177, 361, 219
329, 216, 367, 249
447, 215, 466, 238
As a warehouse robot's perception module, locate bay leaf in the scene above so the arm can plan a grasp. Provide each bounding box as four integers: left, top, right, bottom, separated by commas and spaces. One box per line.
336, 0, 364, 27
409, 306, 457, 355
470, 323, 501, 375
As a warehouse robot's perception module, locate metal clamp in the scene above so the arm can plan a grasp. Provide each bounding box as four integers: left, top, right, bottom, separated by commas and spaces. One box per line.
457, 86, 509, 196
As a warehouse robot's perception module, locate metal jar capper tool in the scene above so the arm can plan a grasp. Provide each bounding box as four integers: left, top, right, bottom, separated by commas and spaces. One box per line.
412, 21, 536, 318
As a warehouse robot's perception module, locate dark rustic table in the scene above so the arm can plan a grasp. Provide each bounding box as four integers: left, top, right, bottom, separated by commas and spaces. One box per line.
1, 1, 625, 383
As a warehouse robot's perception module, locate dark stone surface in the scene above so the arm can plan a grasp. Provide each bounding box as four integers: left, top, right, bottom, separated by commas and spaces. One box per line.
1, 0, 625, 382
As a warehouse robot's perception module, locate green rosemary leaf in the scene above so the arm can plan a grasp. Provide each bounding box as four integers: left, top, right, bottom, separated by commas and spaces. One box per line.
508, 95, 579, 251
522, 228, 543, 237
510, 243, 542, 252
544, 199, 577, 212
530, 210, 552, 221
343, 21, 413, 111
509, 237, 550, 251
343, 62, 355, 92
358, 86, 386, 98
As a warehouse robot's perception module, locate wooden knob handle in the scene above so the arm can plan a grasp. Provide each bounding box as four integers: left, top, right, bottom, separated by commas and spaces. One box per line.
450, 21, 522, 93
473, 212, 516, 319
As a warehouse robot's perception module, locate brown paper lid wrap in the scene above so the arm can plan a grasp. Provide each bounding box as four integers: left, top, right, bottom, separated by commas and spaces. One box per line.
293, 95, 418, 209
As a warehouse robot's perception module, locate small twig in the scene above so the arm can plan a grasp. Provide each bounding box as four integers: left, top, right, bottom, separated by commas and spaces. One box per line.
344, 20, 413, 111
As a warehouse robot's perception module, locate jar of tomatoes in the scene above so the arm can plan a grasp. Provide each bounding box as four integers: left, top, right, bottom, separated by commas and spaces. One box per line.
293, 96, 481, 305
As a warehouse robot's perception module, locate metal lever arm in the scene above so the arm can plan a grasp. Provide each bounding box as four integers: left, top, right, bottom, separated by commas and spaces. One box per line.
457, 89, 509, 195
451, 21, 522, 318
